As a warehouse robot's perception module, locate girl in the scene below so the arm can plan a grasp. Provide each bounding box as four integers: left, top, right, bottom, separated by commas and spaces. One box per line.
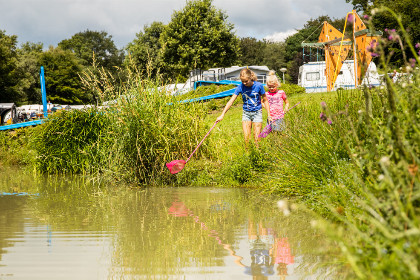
264, 71, 289, 132
216, 68, 271, 146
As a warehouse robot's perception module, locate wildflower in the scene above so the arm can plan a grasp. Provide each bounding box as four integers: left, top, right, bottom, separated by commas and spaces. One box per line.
319, 112, 327, 121
320, 101, 327, 109
415, 43, 420, 49
409, 58, 416, 68
347, 13, 354, 22
386, 29, 399, 42
363, 14, 370, 20
277, 200, 291, 216
366, 40, 378, 56
327, 118, 332, 125
380, 156, 390, 166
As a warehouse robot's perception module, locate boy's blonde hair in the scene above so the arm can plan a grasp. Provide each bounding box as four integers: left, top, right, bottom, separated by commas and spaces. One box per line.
240, 68, 258, 81
266, 70, 280, 86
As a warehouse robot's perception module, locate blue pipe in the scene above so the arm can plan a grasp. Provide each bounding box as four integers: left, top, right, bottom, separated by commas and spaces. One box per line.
40, 66, 48, 118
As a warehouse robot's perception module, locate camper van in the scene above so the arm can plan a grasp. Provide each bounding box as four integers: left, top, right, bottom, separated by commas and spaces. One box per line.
298, 60, 381, 93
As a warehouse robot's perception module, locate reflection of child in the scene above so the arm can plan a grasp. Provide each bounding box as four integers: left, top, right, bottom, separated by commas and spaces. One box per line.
264, 71, 289, 132
243, 221, 275, 278
273, 237, 294, 278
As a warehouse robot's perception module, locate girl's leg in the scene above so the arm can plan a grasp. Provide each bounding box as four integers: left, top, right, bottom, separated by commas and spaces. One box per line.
242, 121, 252, 147
253, 122, 263, 146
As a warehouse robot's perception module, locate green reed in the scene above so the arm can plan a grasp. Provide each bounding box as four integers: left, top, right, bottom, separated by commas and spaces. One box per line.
31, 107, 112, 174
30, 61, 208, 185
110, 79, 207, 184
266, 8, 420, 278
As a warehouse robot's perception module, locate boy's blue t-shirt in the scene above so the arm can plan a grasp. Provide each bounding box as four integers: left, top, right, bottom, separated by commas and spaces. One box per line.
234, 81, 266, 112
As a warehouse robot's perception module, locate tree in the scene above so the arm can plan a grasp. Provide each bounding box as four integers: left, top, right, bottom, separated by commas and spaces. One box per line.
15, 42, 44, 104
261, 41, 287, 75
126, 21, 166, 78
238, 37, 266, 66
58, 30, 124, 72
160, 0, 240, 80
0, 30, 20, 103
39, 47, 91, 104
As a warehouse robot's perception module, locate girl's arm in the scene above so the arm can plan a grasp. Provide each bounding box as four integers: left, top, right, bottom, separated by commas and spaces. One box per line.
216, 94, 238, 122
262, 94, 272, 122
284, 98, 290, 112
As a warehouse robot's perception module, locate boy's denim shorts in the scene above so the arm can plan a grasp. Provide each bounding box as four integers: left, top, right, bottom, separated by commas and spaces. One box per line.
270, 118, 285, 131
242, 109, 263, 123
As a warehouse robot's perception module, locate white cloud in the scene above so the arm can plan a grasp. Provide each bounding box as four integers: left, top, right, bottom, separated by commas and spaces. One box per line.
264, 30, 298, 42
0, 0, 354, 48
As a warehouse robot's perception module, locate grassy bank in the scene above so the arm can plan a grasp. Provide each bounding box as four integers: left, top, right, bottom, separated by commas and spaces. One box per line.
1, 12, 419, 279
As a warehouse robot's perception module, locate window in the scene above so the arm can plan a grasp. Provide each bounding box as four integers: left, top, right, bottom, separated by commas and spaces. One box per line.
306, 72, 320, 81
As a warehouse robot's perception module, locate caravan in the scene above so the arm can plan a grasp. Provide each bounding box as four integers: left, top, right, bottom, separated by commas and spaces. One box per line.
298, 60, 382, 93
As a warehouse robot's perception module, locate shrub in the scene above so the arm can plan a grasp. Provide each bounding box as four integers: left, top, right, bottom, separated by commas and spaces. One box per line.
279, 83, 306, 97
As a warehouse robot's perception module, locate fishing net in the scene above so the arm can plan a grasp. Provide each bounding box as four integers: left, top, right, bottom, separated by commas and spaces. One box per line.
258, 123, 272, 138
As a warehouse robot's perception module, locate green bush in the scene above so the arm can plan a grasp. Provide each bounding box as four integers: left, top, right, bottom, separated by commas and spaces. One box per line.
279, 83, 306, 97
0, 127, 36, 166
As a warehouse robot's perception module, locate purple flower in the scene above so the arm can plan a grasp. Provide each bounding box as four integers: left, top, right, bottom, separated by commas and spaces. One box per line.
347, 14, 354, 22
327, 119, 332, 125
409, 58, 416, 68
384, 28, 388, 32
321, 101, 326, 109
319, 112, 327, 122
363, 15, 370, 20
371, 52, 379, 57
415, 43, 420, 49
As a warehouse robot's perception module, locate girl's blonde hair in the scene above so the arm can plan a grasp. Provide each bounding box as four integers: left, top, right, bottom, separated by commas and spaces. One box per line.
266, 70, 280, 86
240, 68, 258, 81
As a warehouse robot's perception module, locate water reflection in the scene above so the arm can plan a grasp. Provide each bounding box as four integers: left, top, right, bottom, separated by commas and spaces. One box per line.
0, 167, 339, 279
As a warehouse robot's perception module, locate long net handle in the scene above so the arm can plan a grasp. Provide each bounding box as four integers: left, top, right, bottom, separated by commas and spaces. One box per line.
286, 101, 301, 113
186, 120, 219, 163
268, 101, 301, 125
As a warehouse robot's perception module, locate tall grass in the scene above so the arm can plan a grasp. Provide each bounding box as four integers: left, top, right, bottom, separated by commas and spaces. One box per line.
31, 108, 112, 174
256, 8, 420, 278
111, 78, 207, 184
31, 63, 208, 185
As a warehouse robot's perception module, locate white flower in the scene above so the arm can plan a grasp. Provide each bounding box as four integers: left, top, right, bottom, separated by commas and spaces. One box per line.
380, 156, 390, 166
277, 200, 291, 216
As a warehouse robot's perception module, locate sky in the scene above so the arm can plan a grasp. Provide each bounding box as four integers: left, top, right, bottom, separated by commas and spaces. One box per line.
0, 0, 354, 49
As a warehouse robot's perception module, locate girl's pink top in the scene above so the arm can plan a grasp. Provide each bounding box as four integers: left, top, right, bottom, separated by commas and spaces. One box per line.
266, 90, 287, 120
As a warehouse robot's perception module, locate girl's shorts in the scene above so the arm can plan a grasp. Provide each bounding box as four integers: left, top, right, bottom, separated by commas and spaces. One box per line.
270, 118, 285, 131
242, 109, 263, 123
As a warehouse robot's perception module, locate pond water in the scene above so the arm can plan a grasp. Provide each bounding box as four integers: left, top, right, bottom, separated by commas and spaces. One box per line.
0, 166, 339, 279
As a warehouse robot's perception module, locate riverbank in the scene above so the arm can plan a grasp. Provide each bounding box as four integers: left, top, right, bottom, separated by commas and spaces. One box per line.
1, 68, 419, 279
